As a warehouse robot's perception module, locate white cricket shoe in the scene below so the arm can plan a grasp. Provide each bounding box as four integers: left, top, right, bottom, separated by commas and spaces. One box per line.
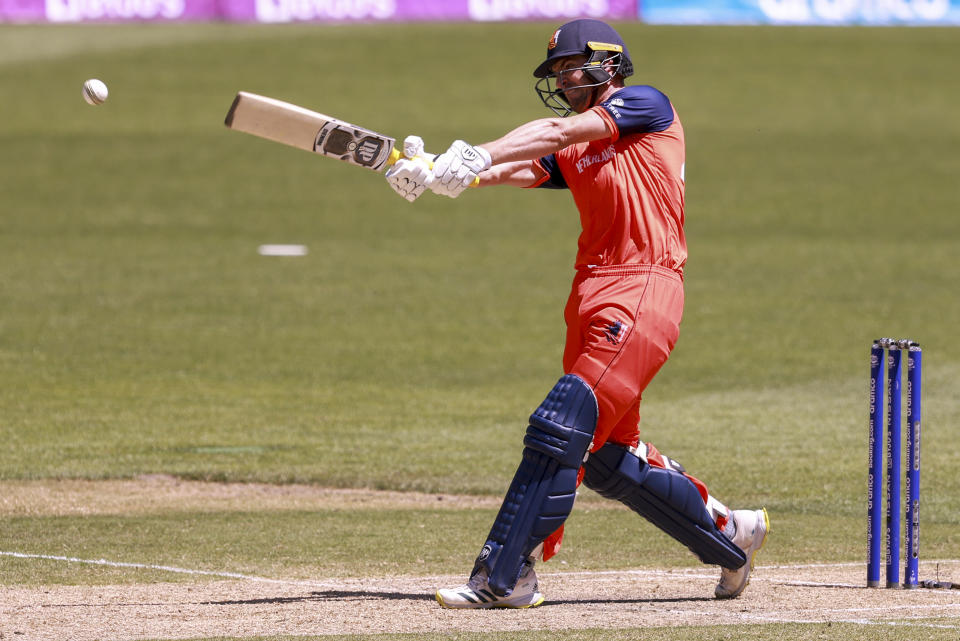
436, 564, 545, 609
715, 507, 770, 599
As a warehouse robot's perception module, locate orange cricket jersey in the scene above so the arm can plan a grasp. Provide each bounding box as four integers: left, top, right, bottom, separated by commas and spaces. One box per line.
531, 85, 687, 274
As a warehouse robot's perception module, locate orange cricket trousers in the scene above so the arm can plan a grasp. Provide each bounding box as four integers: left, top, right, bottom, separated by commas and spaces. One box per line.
564, 264, 684, 450
542, 263, 713, 559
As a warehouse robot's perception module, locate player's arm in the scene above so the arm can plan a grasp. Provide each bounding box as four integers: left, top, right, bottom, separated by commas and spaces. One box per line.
478, 160, 548, 188
472, 110, 610, 187
479, 109, 610, 167
428, 110, 610, 195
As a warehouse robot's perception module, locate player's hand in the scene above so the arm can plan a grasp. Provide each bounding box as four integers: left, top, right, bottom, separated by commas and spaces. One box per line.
385, 136, 434, 203
386, 158, 431, 202
430, 140, 491, 198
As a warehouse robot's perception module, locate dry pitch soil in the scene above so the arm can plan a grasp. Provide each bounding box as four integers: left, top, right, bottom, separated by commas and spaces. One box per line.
2, 479, 959, 640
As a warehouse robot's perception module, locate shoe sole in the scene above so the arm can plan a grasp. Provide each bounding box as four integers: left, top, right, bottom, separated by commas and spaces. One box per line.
716, 507, 770, 600
435, 590, 545, 609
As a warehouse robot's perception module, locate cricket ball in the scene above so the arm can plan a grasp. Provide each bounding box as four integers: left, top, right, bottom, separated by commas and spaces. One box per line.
82, 79, 109, 106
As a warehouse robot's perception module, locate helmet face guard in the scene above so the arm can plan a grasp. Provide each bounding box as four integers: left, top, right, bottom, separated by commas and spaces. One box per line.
532, 19, 634, 117
535, 50, 627, 118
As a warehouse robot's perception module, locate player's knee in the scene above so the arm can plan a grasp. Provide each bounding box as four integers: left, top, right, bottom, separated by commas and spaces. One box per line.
523, 374, 598, 468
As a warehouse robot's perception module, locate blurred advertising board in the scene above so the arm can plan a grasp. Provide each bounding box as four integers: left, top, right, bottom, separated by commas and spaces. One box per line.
642, 0, 960, 24
0, 0, 637, 22
0, 0, 212, 20
227, 0, 637, 22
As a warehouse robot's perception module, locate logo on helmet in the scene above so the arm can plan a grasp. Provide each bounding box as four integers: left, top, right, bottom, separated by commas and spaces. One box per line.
548, 28, 561, 50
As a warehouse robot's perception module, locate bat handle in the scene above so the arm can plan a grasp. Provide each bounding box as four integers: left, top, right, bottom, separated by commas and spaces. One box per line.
387, 147, 481, 188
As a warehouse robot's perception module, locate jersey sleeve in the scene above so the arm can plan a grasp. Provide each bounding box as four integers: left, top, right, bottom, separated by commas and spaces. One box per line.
592, 85, 675, 142
529, 153, 568, 190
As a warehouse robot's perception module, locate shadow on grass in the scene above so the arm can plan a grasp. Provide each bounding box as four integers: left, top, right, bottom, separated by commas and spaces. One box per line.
201, 590, 434, 605
544, 596, 714, 606
200, 590, 715, 606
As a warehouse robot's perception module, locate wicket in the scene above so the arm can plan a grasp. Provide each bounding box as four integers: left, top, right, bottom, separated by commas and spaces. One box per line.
868, 338, 922, 589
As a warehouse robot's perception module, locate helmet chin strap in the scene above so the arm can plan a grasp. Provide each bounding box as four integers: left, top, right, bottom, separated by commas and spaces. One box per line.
587, 80, 611, 111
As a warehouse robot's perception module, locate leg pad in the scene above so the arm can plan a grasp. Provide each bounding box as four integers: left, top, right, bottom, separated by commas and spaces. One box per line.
476, 374, 598, 595
583, 443, 747, 569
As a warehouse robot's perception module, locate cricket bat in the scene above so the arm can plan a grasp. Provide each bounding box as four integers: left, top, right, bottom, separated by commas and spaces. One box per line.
224, 91, 403, 172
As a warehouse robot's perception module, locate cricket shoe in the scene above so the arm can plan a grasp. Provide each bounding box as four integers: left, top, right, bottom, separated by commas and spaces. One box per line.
715, 507, 770, 599
435, 564, 545, 609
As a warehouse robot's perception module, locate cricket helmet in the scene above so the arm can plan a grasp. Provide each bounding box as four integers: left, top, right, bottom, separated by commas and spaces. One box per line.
533, 19, 634, 117
533, 19, 634, 80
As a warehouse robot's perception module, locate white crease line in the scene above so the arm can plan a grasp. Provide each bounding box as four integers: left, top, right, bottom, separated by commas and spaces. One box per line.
0, 551, 343, 589
4, 550, 960, 597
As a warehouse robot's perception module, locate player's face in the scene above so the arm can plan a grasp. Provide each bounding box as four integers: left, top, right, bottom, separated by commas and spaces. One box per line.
551, 55, 594, 114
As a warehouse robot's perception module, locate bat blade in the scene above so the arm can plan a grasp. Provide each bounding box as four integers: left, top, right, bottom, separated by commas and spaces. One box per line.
224, 92, 399, 172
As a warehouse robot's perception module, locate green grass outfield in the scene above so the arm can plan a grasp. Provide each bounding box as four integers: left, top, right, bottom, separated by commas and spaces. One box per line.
1, 21, 959, 640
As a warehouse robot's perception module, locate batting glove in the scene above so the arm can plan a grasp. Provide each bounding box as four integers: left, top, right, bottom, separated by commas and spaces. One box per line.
430, 140, 491, 199
386, 158, 432, 202
385, 135, 434, 203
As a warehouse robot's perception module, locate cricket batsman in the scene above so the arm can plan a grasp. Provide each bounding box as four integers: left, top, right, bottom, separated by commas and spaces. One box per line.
385, 19, 769, 609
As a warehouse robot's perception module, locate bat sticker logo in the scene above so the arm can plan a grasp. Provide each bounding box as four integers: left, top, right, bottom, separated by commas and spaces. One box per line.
314, 126, 386, 168
355, 138, 383, 165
